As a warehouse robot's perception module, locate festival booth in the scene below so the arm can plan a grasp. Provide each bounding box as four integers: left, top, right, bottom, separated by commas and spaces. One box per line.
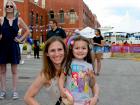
109, 12, 140, 44
80, 27, 112, 58
80, 27, 95, 38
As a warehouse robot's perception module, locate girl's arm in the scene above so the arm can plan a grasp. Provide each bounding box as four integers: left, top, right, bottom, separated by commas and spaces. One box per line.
93, 83, 99, 99
59, 72, 66, 97
89, 83, 99, 105
88, 70, 99, 105
24, 73, 47, 105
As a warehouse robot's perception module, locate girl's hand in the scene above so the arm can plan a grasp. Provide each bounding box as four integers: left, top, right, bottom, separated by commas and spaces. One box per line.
89, 96, 98, 105
0, 34, 2, 40
60, 88, 66, 98
87, 70, 95, 78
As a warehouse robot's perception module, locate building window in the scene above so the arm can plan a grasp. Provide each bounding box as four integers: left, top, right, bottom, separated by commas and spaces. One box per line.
59, 10, 64, 23
69, 9, 77, 24
40, 16, 43, 25
42, 0, 46, 8
36, 13, 39, 24
30, 11, 34, 26
49, 11, 54, 19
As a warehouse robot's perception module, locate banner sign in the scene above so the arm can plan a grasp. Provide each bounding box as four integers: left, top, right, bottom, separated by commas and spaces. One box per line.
111, 44, 140, 53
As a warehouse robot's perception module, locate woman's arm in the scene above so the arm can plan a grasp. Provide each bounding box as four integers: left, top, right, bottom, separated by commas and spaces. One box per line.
24, 73, 47, 105
0, 17, 2, 40
100, 40, 104, 47
17, 17, 30, 42
95, 39, 104, 47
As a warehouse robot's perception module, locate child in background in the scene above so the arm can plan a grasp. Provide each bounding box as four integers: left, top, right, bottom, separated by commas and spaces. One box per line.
26, 34, 33, 59
59, 35, 99, 105
18, 29, 25, 64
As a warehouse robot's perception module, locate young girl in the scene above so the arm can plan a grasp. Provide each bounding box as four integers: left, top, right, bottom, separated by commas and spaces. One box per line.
59, 35, 99, 105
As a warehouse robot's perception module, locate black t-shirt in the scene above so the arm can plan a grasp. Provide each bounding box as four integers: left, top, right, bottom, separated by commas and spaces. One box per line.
93, 36, 104, 44
46, 27, 66, 40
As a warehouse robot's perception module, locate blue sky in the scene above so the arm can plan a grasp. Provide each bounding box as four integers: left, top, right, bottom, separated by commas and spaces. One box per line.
83, 0, 140, 27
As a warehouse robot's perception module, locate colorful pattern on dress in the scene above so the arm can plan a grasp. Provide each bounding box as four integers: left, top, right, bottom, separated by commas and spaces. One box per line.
65, 59, 93, 104
70, 64, 89, 94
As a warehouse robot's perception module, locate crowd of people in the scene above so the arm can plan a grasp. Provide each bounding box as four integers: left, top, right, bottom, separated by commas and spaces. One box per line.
0, 0, 103, 105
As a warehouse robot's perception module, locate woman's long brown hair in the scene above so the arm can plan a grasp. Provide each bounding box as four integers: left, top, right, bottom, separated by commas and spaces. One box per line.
42, 36, 67, 80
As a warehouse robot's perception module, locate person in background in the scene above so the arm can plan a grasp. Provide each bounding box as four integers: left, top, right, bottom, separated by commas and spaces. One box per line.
59, 35, 99, 105
104, 40, 109, 53
18, 29, 25, 64
108, 41, 112, 52
111, 42, 116, 57
24, 37, 67, 105
0, 0, 30, 99
92, 29, 104, 76
34, 40, 40, 59
26, 36, 33, 59
46, 19, 66, 41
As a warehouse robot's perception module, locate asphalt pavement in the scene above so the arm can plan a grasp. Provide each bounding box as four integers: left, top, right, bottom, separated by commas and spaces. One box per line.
0, 55, 140, 105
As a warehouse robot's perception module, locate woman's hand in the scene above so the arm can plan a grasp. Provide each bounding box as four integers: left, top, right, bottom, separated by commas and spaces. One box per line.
0, 34, 2, 40
93, 43, 98, 45
14, 36, 24, 43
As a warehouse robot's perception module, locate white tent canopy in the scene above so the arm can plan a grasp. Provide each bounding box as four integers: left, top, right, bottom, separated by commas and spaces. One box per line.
80, 27, 95, 38
110, 12, 140, 33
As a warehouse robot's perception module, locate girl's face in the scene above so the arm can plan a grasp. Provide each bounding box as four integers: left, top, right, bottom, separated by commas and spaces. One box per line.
6, 1, 14, 13
72, 40, 88, 60
47, 41, 64, 66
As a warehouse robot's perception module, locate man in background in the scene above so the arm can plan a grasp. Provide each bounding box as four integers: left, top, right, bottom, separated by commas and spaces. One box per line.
46, 20, 66, 40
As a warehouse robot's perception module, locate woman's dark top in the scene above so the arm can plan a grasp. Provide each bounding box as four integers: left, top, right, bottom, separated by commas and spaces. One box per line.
93, 36, 104, 45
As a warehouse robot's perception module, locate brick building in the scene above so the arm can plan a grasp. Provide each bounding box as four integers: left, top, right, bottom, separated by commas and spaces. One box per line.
46, 0, 101, 31
0, 0, 100, 41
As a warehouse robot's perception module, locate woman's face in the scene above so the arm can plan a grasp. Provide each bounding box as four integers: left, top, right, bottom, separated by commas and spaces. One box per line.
47, 41, 65, 66
6, 1, 14, 13
95, 30, 99, 36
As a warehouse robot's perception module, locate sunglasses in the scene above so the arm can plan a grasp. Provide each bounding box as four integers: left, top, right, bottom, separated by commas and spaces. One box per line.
6, 5, 13, 8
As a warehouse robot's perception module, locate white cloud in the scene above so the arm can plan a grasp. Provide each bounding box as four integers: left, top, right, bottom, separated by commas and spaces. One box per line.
83, 0, 140, 27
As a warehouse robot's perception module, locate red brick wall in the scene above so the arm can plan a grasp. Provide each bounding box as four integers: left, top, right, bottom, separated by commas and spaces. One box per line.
45, 0, 100, 31
1, 0, 100, 41
15, 1, 47, 40
0, 0, 4, 16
